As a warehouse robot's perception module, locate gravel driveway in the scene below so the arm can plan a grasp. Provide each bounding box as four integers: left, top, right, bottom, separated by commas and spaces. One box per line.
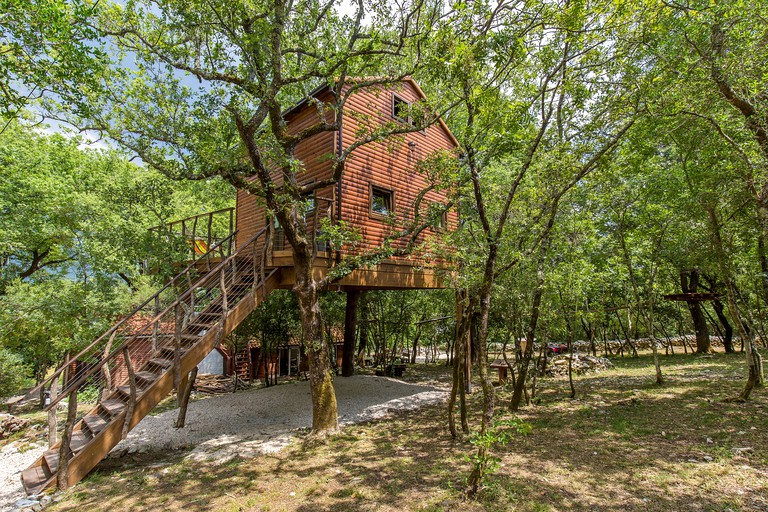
1, 375, 446, 510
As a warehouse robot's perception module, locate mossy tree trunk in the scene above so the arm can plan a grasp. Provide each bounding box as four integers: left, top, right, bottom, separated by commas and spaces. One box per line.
294, 250, 339, 434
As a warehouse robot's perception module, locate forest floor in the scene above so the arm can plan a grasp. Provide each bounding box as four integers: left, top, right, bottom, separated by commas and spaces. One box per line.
37, 351, 768, 511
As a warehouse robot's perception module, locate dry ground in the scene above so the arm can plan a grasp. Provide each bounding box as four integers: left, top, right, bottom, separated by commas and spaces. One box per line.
42, 352, 768, 512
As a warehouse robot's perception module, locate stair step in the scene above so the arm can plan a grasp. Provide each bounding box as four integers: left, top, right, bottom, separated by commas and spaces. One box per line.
194, 312, 222, 320
155, 333, 200, 343
186, 324, 213, 335
70, 430, 92, 452
82, 414, 109, 436
43, 450, 59, 473
135, 371, 159, 384
100, 399, 127, 416
22, 465, 51, 494
147, 357, 174, 369
158, 346, 187, 358
117, 385, 143, 400
188, 317, 217, 326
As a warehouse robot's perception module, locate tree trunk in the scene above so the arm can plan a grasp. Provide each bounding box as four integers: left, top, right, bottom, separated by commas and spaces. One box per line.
467, 258, 497, 495
511, 268, 545, 412
294, 253, 339, 435
175, 367, 198, 429
356, 299, 368, 366
681, 269, 712, 353
411, 316, 424, 365
341, 290, 360, 377
705, 206, 764, 399
449, 290, 471, 438
47, 375, 58, 446
712, 299, 734, 353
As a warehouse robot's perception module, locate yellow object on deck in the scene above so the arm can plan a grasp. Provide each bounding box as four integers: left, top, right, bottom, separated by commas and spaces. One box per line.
191, 239, 209, 255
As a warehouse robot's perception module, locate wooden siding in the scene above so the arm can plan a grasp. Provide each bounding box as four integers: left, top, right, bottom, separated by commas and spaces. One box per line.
235, 79, 458, 289
236, 90, 336, 249
337, 80, 458, 264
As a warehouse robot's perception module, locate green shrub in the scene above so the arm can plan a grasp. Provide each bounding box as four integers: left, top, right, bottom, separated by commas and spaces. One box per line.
0, 348, 30, 398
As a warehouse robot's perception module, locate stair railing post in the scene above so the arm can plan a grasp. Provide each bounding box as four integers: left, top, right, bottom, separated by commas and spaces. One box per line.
181, 219, 188, 260
47, 371, 59, 446
230, 243, 238, 284
229, 208, 234, 252
186, 268, 195, 313
57, 385, 77, 490
251, 234, 262, 286
205, 212, 213, 256
192, 214, 199, 262
121, 346, 137, 439
101, 330, 118, 401
174, 303, 182, 390
220, 268, 228, 314
152, 295, 160, 353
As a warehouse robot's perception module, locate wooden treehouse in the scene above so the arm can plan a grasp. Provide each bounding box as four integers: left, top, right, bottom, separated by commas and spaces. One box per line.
21, 78, 459, 495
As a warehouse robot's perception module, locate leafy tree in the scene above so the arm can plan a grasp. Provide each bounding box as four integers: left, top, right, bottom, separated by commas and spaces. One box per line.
426, 0, 644, 494
0, 347, 30, 398
71, 0, 446, 435
0, 119, 234, 394
648, 0, 768, 395
0, 0, 104, 121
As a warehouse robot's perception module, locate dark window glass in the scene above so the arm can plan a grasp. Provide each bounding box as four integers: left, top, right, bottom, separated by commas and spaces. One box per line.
371, 187, 392, 216
393, 95, 410, 124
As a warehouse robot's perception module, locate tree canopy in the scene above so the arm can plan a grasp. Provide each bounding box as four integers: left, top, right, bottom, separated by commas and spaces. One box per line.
1, 0, 765, 446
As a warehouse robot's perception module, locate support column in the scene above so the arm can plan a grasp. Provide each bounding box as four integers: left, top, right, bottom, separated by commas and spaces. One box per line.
341, 289, 360, 377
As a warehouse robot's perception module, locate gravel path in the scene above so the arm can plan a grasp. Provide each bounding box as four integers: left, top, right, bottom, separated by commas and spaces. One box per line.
1, 375, 446, 511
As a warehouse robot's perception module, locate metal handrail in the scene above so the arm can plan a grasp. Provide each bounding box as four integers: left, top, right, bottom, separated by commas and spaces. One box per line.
148, 207, 235, 262
30, 231, 239, 402
44, 228, 267, 410
147, 207, 235, 233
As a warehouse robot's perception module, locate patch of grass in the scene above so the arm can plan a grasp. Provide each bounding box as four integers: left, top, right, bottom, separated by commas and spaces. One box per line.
42, 350, 768, 512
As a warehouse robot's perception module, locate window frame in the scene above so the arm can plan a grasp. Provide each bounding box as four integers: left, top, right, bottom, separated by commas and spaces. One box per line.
369, 184, 395, 220
391, 94, 411, 125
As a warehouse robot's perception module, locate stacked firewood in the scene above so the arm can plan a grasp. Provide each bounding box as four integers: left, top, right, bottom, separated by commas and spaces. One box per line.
192, 374, 250, 394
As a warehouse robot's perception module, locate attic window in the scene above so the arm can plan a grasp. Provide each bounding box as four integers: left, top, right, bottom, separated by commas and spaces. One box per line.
370, 185, 394, 217
302, 192, 316, 215
429, 203, 448, 232
392, 94, 412, 125
435, 210, 448, 231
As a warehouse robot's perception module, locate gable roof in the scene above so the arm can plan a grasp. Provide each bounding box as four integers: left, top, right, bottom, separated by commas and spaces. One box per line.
283, 77, 460, 148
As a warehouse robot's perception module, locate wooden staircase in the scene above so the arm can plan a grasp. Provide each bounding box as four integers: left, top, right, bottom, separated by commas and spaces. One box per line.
21, 229, 279, 495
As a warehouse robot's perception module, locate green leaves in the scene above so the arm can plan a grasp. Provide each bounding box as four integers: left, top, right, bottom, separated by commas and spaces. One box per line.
0, 0, 105, 118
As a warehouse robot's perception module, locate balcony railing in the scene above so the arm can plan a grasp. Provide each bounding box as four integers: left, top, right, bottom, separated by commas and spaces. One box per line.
272, 197, 335, 255
149, 207, 235, 263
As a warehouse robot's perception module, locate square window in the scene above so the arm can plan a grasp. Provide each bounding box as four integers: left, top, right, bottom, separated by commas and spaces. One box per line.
371, 186, 393, 217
